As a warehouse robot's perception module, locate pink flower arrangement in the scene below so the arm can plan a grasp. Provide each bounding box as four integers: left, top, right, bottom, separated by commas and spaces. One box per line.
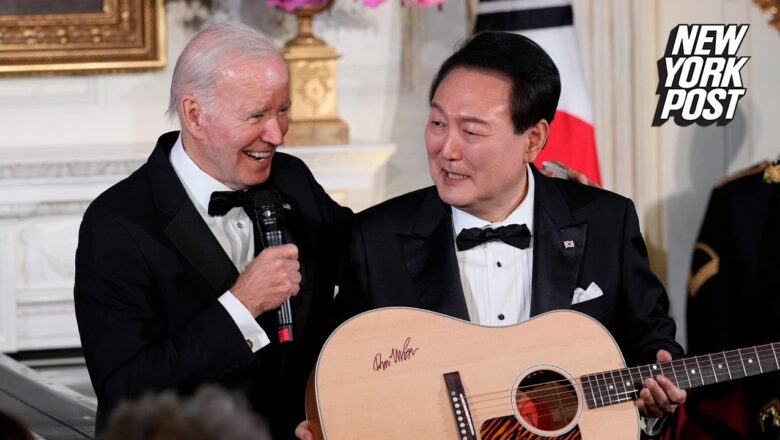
266, 0, 445, 12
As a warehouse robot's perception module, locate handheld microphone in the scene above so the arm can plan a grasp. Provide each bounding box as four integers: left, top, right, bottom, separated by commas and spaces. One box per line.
251, 189, 294, 344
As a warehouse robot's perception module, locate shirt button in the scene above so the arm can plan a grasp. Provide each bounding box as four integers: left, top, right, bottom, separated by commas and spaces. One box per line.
496, 261, 502, 268
236, 222, 244, 229
498, 314, 505, 320
246, 339, 253, 349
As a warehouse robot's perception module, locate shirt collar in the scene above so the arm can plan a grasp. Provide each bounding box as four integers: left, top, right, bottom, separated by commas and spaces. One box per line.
452, 163, 535, 233
169, 134, 235, 214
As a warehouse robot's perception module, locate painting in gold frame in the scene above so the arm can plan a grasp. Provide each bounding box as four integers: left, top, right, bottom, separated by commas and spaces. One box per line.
0, 0, 165, 76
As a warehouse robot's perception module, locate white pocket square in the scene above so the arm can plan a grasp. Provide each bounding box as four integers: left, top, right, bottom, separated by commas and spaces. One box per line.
572, 282, 604, 305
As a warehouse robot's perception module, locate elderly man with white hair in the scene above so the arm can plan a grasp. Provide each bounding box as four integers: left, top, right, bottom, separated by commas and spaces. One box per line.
74, 22, 351, 439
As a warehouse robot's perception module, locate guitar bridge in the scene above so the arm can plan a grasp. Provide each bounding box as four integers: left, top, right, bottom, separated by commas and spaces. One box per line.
443, 371, 477, 440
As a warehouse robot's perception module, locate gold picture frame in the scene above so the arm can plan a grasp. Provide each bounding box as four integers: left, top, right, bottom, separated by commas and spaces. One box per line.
0, 0, 166, 76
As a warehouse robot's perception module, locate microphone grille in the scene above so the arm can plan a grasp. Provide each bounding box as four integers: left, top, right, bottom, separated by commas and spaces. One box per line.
252, 189, 283, 206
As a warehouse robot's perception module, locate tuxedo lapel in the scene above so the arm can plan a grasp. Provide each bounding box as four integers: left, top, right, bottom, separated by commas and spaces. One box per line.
165, 202, 239, 294
397, 188, 470, 320
530, 166, 587, 316
148, 132, 238, 296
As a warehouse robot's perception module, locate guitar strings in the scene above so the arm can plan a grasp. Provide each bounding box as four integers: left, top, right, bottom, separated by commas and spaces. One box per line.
462, 346, 779, 410
465, 367, 775, 415
467, 345, 780, 402
466, 361, 772, 410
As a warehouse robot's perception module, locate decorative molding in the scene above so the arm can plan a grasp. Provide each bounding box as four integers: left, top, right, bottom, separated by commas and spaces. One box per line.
0, 201, 92, 219
17, 303, 75, 317
0, 158, 145, 180
281, 144, 396, 171
16, 219, 80, 288
16, 287, 74, 304
16, 301, 82, 351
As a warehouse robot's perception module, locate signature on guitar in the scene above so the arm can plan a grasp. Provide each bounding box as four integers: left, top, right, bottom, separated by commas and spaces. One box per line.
372, 337, 420, 372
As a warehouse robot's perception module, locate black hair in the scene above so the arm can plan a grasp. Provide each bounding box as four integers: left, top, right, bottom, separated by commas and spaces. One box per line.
429, 31, 561, 134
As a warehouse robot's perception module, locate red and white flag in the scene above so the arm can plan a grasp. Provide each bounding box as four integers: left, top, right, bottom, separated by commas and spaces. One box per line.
475, 0, 601, 184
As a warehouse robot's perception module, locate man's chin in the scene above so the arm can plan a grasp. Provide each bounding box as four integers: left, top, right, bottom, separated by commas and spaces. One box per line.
244, 173, 271, 188
435, 185, 471, 209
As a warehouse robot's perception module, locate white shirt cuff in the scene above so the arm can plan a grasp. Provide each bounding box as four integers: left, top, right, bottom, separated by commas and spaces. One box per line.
218, 291, 270, 353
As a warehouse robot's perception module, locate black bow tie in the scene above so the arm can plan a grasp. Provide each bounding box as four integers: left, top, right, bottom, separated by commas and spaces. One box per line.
455, 224, 532, 251
208, 189, 255, 217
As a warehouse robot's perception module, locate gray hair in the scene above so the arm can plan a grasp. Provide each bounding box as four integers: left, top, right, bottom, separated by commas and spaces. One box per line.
101, 386, 271, 440
167, 21, 281, 121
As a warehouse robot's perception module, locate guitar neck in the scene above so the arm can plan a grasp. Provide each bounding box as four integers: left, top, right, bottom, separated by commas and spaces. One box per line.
581, 342, 780, 409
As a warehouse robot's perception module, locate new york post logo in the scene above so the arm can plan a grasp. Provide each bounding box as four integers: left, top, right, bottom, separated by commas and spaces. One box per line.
652, 24, 749, 127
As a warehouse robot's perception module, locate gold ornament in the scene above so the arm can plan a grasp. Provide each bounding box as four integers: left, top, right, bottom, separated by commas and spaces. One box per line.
280, 0, 349, 146
759, 399, 780, 436
763, 161, 780, 183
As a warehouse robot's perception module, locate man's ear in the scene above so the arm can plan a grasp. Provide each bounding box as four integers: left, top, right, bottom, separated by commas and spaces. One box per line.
180, 96, 206, 139
523, 119, 550, 163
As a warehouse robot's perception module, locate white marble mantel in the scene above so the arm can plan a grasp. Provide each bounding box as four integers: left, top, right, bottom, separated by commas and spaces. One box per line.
0, 142, 395, 353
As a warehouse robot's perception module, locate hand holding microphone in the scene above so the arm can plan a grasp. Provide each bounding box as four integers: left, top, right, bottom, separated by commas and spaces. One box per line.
231, 244, 300, 318
252, 190, 296, 343
226, 189, 298, 344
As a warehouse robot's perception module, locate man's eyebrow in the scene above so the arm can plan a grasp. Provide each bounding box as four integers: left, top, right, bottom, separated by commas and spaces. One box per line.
459, 115, 489, 125
240, 105, 266, 115
429, 101, 489, 125
243, 100, 292, 115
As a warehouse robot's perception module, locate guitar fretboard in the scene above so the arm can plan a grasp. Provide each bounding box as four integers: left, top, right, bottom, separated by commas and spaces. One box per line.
580, 342, 780, 409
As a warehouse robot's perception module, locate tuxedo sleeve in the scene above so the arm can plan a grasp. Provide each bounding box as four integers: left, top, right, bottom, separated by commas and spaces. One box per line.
74, 207, 257, 427
616, 199, 683, 366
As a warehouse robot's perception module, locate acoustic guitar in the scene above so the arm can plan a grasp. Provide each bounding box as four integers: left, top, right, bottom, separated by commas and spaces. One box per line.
305, 307, 779, 439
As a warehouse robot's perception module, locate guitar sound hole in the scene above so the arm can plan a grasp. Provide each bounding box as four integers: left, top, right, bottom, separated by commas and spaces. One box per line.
514, 369, 579, 433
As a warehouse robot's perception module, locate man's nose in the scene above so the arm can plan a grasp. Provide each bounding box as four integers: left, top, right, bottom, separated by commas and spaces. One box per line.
440, 132, 462, 160
262, 116, 285, 146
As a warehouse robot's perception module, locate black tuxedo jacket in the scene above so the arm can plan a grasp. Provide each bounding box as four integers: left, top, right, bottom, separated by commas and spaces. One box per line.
74, 132, 351, 438
337, 165, 682, 366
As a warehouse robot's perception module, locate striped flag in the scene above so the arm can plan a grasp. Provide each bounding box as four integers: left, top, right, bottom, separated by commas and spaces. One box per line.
474, 0, 601, 185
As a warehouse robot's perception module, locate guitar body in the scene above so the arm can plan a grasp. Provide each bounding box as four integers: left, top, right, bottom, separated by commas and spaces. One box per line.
308, 308, 640, 439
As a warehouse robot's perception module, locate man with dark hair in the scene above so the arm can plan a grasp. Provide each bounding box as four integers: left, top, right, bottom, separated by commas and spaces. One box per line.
427, 30, 561, 137
74, 22, 351, 439
298, 31, 685, 439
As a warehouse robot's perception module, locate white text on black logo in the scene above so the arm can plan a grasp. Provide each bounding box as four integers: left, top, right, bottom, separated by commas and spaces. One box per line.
652, 24, 749, 127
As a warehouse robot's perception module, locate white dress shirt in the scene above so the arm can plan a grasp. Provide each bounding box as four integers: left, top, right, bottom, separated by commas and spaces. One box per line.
169, 135, 269, 352
452, 164, 535, 327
